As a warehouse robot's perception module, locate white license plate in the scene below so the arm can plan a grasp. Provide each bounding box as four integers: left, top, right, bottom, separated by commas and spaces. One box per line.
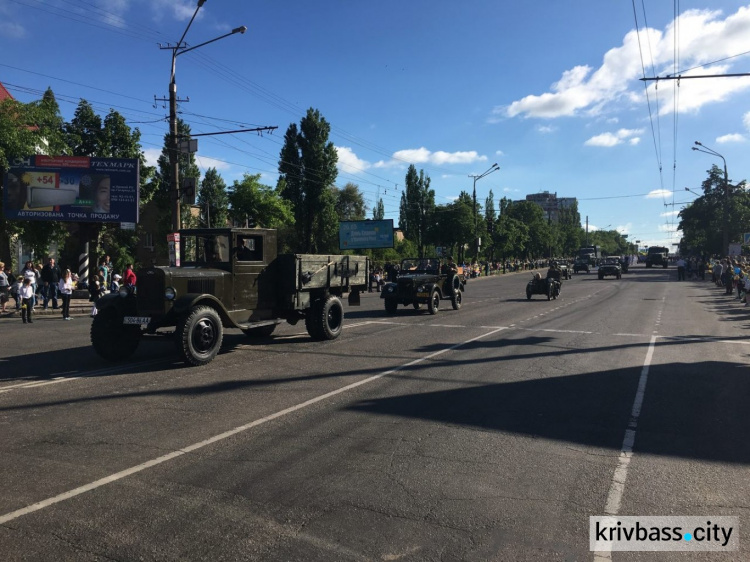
123, 316, 150, 325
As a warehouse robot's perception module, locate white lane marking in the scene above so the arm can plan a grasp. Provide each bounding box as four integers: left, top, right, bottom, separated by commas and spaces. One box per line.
0, 359, 172, 394
593, 334, 657, 561
0, 327, 508, 525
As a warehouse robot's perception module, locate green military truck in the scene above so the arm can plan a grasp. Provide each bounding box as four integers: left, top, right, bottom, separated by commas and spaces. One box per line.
645, 246, 669, 268
91, 228, 369, 366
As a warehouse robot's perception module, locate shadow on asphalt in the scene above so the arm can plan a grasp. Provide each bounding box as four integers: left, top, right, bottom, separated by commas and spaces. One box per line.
4, 330, 750, 467
347, 355, 750, 465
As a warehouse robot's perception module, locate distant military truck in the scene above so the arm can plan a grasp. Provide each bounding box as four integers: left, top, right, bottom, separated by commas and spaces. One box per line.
91, 228, 369, 366
645, 246, 669, 268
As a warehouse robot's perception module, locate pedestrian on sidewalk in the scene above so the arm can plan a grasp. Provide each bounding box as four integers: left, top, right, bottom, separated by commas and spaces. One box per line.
21, 260, 38, 307
19, 277, 34, 323
58, 269, 74, 320
41, 257, 62, 310
123, 264, 136, 288
0, 262, 10, 313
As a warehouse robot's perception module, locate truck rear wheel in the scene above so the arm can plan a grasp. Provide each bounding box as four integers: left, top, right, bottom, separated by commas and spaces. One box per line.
176, 306, 223, 366
91, 306, 141, 361
307, 296, 343, 340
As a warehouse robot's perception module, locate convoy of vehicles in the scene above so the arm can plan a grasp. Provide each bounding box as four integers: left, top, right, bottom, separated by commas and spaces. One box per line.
91, 228, 369, 366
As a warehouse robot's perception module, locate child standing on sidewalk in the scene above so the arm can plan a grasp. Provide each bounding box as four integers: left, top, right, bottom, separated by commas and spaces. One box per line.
20, 277, 34, 324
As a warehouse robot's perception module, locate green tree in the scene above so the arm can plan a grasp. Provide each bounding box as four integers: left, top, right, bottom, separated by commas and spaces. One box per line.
373, 197, 385, 220
277, 108, 339, 252
65, 100, 102, 156
335, 182, 366, 221
197, 167, 229, 228
398, 164, 435, 257
228, 173, 293, 229
503, 200, 549, 258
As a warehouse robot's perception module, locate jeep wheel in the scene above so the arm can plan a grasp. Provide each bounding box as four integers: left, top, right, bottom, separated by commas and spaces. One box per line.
243, 324, 276, 337
309, 295, 343, 340
176, 306, 223, 366
428, 289, 440, 314
598, 274, 604, 280
526, 290, 532, 300
91, 306, 141, 361
451, 290, 462, 310
384, 299, 398, 314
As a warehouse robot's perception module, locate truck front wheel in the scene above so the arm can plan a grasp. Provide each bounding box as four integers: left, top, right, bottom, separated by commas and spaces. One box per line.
91, 306, 141, 361
308, 295, 343, 340
176, 306, 223, 366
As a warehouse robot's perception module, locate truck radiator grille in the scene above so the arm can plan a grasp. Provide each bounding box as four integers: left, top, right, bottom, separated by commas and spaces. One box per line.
136, 268, 165, 314
187, 279, 215, 294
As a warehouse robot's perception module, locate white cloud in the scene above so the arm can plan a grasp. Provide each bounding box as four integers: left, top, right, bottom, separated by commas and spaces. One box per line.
148, 0, 201, 21
378, 147, 488, 167
661, 210, 680, 217
745, 111, 750, 131
0, 22, 25, 39
495, 150, 505, 156
646, 189, 673, 199
616, 223, 632, 234
194, 154, 232, 173
493, 6, 750, 120
658, 224, 679, 232
335, 146, 370, 174
585, 128, 644, 147
142, 148, 161, 168
716, 133, 746, 143
537, 125, 556, 134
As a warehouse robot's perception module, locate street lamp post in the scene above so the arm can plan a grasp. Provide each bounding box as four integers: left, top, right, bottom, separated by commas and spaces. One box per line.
692, 141, 729, 255
164, 1, 246, 232
469, 163, 499, 261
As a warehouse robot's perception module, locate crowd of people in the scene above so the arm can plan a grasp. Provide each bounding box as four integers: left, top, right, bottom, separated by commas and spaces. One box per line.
0, 255, 137, 322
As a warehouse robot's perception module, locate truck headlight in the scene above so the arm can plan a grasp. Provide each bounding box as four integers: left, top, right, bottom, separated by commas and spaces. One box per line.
119, 286, 131, 298
165, 286, 176, 300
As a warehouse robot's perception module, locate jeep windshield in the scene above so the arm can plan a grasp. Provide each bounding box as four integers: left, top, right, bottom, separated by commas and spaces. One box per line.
401, 258, 440, 274
180, 232, 231, 268
602, 257, 620, 265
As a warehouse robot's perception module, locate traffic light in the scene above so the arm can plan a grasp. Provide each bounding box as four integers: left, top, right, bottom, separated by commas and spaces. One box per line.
182, 177, 196, 205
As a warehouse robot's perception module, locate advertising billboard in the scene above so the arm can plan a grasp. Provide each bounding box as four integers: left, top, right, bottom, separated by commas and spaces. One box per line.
339, 219, 394, 250
3, 155, 140, 223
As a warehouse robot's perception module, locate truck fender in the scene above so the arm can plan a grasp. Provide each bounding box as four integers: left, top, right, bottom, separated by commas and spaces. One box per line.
172, 294, 237, 328
96, 292, 138, 316
425, 283, 442, 299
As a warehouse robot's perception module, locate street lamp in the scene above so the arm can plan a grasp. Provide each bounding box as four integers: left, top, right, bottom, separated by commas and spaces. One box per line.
165, 1, 246, 232
692, 141, 729, 255
684, 186, 702, 197
469, 163, 499, 260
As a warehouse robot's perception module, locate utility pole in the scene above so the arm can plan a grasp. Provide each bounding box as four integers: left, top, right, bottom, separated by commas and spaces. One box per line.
469, 163, 499, 261
158, 0, 246, 233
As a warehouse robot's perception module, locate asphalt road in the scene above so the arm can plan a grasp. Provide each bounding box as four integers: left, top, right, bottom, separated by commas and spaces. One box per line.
1, 265, 748, 561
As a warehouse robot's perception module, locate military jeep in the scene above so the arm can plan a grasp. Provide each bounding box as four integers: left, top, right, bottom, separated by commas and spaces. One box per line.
91, 228, 369, 366
598, 256, 622, 280
381, 257, 465, 314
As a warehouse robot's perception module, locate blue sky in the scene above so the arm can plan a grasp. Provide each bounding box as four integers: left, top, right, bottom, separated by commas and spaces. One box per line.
2, 0, 749, 250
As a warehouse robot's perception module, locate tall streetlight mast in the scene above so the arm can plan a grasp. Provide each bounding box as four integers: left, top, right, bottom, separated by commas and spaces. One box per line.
161, 0, 246, 232
692, 141, 729, 255
469, 163, 499, 260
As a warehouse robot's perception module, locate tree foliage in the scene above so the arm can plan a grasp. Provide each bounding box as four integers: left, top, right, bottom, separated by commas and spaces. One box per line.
197, 167, 229, 228
277, 108, 339, 252
399, 164, 435, 257
228, 173, 293, 230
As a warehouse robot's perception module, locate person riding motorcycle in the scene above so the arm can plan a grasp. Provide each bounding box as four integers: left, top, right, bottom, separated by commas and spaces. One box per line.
546, 261, 562, 296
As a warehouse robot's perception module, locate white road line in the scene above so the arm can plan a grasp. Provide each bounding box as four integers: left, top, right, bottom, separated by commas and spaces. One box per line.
593, 334, 657, 561
0, 326, 508, 526
0, 359, 172, 394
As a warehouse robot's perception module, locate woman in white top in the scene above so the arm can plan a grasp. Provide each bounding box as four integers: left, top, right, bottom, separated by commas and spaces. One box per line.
58, 269, 74, 320
0, 262, 9, 313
